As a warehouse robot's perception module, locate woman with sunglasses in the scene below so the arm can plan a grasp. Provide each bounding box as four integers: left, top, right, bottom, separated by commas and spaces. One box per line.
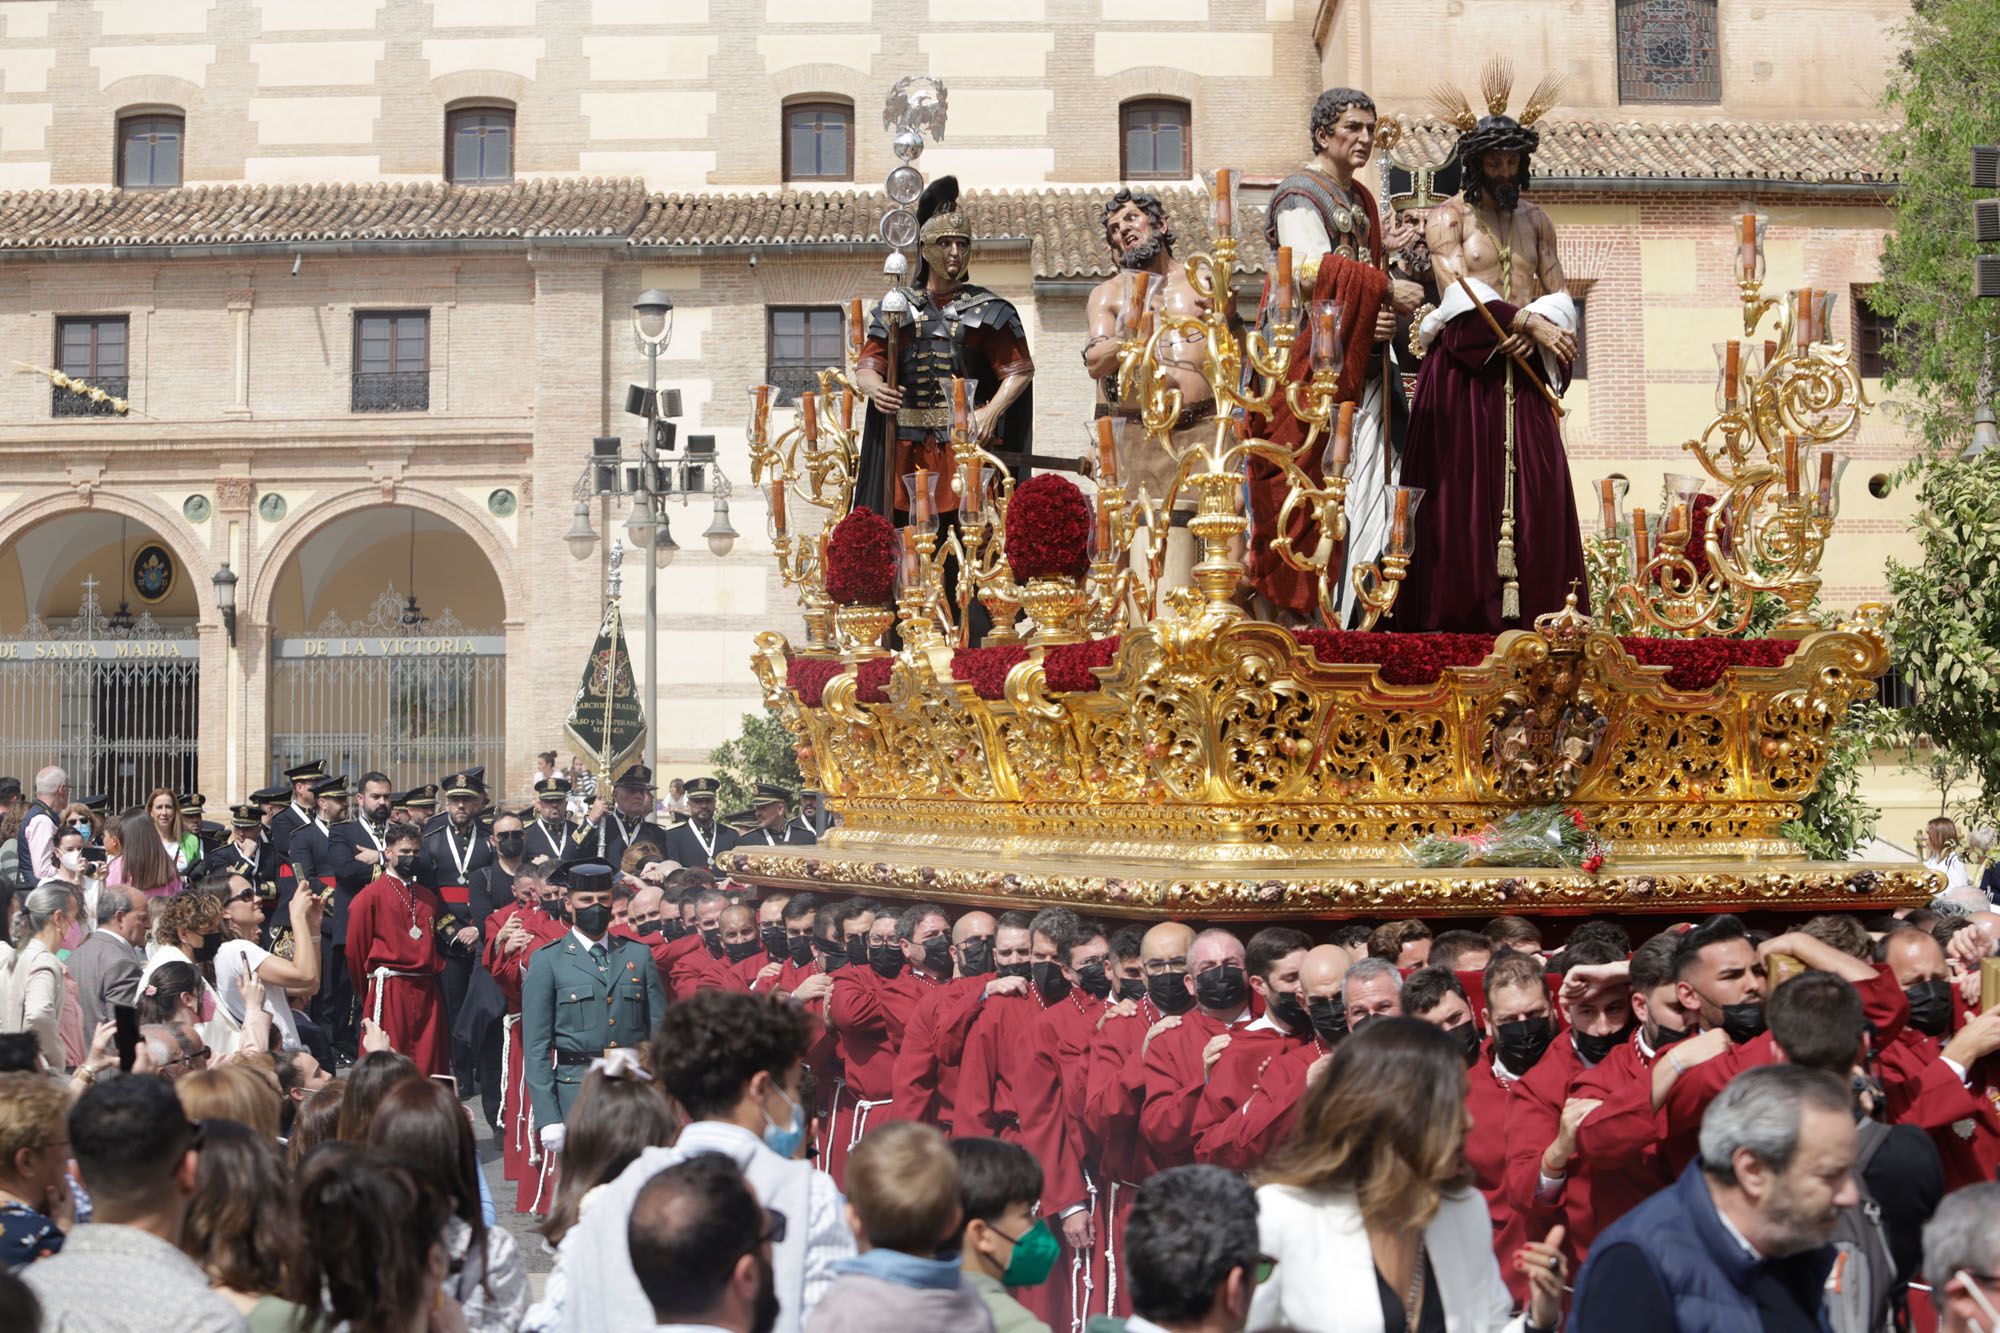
211, 873, 324, 1055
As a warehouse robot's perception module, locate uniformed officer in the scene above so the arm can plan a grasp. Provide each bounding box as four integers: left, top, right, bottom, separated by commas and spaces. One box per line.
522, 860, 667, 1154
201, 803, 279, 886
249, 785, 289, 831
793, 788, 826, 842
742, 783, 817, 848
525, 776, 578, 869
659, 776, 739, 870
179, 793, 227, 855
289, 774, 350, 889
423, 770, 495, 1094
424, 767, 490, 837
579, 765, 668, 868
397, 784, 440, 825
268, 760, 327, 862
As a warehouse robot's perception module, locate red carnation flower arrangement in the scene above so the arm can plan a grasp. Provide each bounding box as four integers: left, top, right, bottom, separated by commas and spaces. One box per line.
823, 507, 899, 605
1004, 474, 1092, 582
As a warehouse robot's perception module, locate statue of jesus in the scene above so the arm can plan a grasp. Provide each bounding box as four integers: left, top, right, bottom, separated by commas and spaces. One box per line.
1396, 70, 1587, 632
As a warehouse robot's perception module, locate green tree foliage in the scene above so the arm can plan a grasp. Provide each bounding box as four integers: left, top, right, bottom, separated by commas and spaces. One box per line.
1888, 454, 2000, 813
1872, 0, 2000, 455
709, 709, 804, 818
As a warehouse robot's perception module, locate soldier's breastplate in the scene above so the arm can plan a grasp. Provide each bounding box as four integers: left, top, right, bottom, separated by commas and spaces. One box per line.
897, 314, 956, 429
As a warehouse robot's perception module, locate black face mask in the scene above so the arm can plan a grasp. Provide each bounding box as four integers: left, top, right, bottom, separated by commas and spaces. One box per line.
725, 937, 764, 964
957, 935, 995, 977
1268, 990, 1308, 1034
1117, 975, 1147, 1002
1307, 994, 1347, 1043
1648, 1020, 1692, 1051
1074, 958, 1114, 1001
788, 934, 816, 966
635, 918, 665, 937
1717, 1000, 1768, 1044
1449, 1020, 1484, 1066
700, 927, 722, 958
1030, 960, 1072, 1004
193, 930, 222, 964
816, 937, 850, 971
761, 924, 789, 961
1494, 1016, 1557, 1077
663, 918, 688, 941
846, 935, 872, 968
1572, 1021, 1633, 1067
394, 853, 421, 879
540, 897, 567, 921
1193, 963, 1247, 1013
996, 960, 1032, 982
868, 941, 905, 979
572, 903, 612, 937
1147, 971, 1196, 1015
1904, 979, 1953, 1037
921, 936, 954, 976
494, 832, 525, 859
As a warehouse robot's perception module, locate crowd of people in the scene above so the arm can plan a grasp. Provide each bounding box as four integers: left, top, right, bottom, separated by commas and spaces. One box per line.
7, 760, 2000, 1331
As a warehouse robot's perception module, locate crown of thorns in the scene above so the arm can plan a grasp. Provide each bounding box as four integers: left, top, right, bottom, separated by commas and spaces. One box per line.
1431, 58, 1565, 161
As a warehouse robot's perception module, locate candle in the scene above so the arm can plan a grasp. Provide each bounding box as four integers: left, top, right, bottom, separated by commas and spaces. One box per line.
1737, 213, 1758, 280
1783, 435, 1800, 496
1391, 487, 1410, 552
901, 526, 919, 583
799, 390, 818, 443
770, 476, 788, 537
951, 376, 969, 436
840, 386, 856, 433
1137, 309, 1156, 344
1096, 416, 1119, 486
817, 529, 829, 575
912, 468, 933, 525
1275, 246, 1294, 318
1598, 479, 1619, 535
1127, 269, 1153, 335
1817, 450, 1835, 510
1795, 288, 1816, 347
1095, 488, 1115, 559
1312, 304, 1340, 371
1331, 402, 1355, 474
1723, 340, 1741, 408
1764, 339, 1778, 367
1669, 501, 1690, 539
751, 384, 771, 442
1212, 168, 1235, 238
1631, 508, 1651, 573
847, 298, 864, 355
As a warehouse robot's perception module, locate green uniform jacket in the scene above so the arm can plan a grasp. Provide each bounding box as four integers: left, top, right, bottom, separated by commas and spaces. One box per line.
520, 931, 666, 1130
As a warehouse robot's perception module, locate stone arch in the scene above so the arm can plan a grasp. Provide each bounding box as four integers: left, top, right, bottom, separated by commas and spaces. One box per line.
102, 76, 206, 116
429, 70, 532, 111
0, 490, 217, 625
769, 65, 871, 107
1102, 68, 1203, 107
245, 486, 521, 630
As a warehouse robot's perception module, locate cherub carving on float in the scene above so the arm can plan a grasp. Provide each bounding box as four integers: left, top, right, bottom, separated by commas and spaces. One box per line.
1399, 61, 1587, 633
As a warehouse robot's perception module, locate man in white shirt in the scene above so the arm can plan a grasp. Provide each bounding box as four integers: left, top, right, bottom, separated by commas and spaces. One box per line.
627, 1154, 781, 1333
546, 989, 852, 1333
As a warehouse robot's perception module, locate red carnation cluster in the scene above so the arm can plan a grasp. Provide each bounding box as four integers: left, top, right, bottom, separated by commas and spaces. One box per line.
1045, 636, 1122, 692
1004, 474, 1092, 582
824, 508, 899, 605
786, 657, 845, 708
951, 646, 1029, 700
855, 658, 894, 704
1296, 630, 1499, 685
1618, 636, 1792, 691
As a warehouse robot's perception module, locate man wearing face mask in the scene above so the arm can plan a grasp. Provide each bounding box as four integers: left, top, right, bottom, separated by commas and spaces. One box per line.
1340, 955, 1404, 1035
889, 910, 1028, 1131
523, 861, 667, 1165
1139, 929, 1254, 1177
715, 903, 766, 990
484, 866, 570, 1214
1873, 924, 2000, 1191
1659, 919, 1909, 1178
665, 886, 735, 1001
1193, 943, 1348, 1178
344, 821, 450, 1076
820, 904, 937, 1188
1195, 929, 1316, 1157
732, 892, 793, 993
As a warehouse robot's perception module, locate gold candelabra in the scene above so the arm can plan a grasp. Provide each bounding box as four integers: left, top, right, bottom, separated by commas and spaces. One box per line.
1594, 215, 1866, 639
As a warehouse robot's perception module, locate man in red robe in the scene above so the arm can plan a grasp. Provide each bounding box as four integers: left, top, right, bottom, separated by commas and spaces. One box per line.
825, 905, 911, 1186
1194, 928, 1315, 1161
483, 868, 567, 1213
346, 821, 449, 1076
1140, 929, 1254, 1170
1193, 943, 1344, 1173
713, 902, 764, 993
1401, 101, 1584, 631
888, 910, 1032, 1130
664, 886, 732, 999
1863, 925, 2000, 1190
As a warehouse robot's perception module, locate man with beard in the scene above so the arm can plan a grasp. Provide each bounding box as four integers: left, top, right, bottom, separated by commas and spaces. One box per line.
1572, 1066, 1858, 1331
1083, 189, 1214, 597
318, 771, 399, 1059
485, 865, 568, 1214
1401, 71, 1585, 631
887, 909, 1029, 1130
421, 770, 494, 1096
1252, 88, 1423, 626
628, 1153, 782, 1333
854, 177, 1034, 524
659, 775, 733, 871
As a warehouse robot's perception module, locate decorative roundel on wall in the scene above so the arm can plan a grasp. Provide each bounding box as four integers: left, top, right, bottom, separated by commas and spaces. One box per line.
131, 543, 176, 603
183, 494, 211, 522
488, 488, 518, 517
259, 493, 287, 521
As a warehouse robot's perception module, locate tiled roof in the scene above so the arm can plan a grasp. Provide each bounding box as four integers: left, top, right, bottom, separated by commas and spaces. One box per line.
1396, 117, 1895, 186
632, 186, 1247, 279
0, 177, 650, 250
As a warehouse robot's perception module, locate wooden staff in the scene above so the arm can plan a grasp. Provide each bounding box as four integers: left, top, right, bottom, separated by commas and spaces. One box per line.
1448, 270, 1566, 418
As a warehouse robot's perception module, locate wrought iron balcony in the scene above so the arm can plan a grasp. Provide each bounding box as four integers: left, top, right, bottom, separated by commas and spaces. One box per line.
351, 370, 430, 413
51, 376, 128, 417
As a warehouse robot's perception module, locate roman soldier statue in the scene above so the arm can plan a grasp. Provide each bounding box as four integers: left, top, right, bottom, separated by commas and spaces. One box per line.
1399, 67, 1585, 633
1250, 89, 1425, 626
853, 176, 1035, 524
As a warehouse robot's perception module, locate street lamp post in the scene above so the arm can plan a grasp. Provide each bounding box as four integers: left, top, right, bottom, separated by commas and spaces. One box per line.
567, 290, 739, 789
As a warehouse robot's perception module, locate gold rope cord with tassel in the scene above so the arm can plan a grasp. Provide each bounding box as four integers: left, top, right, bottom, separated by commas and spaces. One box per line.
1498, 358, 1519, 621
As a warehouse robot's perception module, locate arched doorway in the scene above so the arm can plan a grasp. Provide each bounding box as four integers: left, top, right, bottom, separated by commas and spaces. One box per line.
264, 505, 507, 789
0, 509, 202, 807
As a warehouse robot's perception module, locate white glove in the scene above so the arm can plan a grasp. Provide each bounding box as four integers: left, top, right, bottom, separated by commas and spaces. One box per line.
539, 1123, 565, 1154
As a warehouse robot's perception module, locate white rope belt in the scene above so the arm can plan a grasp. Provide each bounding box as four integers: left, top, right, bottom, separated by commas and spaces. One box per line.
1069, 1171, 1099, 1333
368, 967, 430, 1027
499, 1013, 521, 1127
847, 1095, 892, 1152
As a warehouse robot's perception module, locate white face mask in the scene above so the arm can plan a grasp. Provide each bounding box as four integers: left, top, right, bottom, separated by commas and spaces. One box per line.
1960, 1272, 2000, 1333
59, 850, 83, 872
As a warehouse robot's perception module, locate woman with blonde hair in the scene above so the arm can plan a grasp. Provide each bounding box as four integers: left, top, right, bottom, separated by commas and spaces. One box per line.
0, 884, 80, 1073
1251, 1017, 1568, 1333
1925, 815, 1977, 905
177, 1064, 284, 1142
141, 890, 241, 1055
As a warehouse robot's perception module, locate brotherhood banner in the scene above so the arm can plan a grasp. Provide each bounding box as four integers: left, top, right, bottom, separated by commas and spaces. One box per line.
563, 599, 645, 780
